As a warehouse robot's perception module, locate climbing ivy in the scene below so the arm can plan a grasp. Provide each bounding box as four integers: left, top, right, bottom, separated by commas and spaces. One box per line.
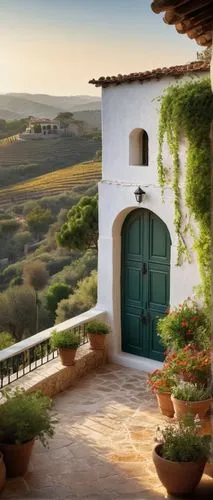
157, 78, 213, 306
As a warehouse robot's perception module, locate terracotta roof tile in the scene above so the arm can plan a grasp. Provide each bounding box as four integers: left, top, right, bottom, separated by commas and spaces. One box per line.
89, 61, 209, 88
151, 0, 213, 47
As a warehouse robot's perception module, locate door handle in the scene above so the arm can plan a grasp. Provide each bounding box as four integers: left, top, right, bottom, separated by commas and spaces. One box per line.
140, 311, 147, 324
142, 263, 147, 275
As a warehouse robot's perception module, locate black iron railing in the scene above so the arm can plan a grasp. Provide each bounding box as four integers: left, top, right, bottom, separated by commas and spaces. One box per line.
0, 323, 88, 389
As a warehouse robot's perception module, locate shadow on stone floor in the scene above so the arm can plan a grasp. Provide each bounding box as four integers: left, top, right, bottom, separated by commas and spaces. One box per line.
1, 364, 213, 499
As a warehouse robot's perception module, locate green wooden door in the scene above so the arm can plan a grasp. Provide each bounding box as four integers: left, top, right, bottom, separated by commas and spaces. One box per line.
121, 209, 171, 361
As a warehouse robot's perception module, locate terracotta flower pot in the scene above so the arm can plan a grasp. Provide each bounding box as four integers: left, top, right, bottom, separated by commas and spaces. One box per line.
0, 453, 6, 491
88, 333, 106, 350
155, 392, 174, 418
59, 347, 77, 366
153, 444, 206, 495
0, 439, 34, 477
171, 396, 211, 420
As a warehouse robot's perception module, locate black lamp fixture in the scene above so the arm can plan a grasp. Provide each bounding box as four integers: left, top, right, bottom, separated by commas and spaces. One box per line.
134, 186, 146, 204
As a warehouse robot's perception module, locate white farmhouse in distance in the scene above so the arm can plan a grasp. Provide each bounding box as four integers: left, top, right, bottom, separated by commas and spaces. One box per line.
90, 60, 209, 372
24, 118, 61, 137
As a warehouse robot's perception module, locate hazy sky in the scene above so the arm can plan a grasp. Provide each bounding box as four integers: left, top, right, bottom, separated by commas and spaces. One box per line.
1, 0, 198, 96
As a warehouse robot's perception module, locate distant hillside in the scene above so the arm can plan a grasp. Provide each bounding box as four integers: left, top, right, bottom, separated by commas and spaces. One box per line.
0, 93, 101, 120
0, 161, 101, 208
0, 135, 101, 187
73, 110, 101, 130
0, 109, 21, 120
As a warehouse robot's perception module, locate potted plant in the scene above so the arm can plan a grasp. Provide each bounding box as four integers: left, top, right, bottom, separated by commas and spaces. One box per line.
0, 388, 56, 477
157, 298, 210, 351
51, 329, 80, 366
164, 345, 211, 386
0, 453, 5, 492
147, 368, 176, 418
153, 414, 211, 495
85, 321, 109, 350
171, 381, 211, 420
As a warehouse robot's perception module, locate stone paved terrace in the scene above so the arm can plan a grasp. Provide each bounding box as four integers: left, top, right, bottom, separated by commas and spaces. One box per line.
1, 364, 213, 499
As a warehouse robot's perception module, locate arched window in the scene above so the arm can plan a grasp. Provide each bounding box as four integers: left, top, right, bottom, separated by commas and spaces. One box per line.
129, 128, 149, 166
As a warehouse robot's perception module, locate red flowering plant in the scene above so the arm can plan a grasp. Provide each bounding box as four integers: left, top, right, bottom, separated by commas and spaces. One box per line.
157, 298, 210, 351
164, 345, 211, 387
147, 368, 177, 394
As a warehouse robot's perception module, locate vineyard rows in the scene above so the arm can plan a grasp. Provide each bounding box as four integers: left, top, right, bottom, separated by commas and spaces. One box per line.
0, 161, 101, 208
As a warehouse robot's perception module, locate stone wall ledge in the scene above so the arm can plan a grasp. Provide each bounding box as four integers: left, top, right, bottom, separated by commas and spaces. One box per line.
3, 344, 107, 398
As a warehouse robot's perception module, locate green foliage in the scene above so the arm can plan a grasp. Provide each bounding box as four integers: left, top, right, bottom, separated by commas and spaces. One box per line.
56, 270, 97, 323
0, 332, 14, 350
34, 123, 42, 133
0, 219, 20, 235
46, 283, 71, 316
157, 299, 210, 350
0, 118, 28, 140
158, 78, 212, 305
85, 321, 109, 335
1, 262, 23, 287
51, 329, 80, 349
147, 368, 176, 394
172, 382, 211, 402
57, 195, 98, 251
51, 250, 97, 288
0, 285, 36, 341
10, 276, 23, 287
94, 149, 102, 161
26, 205, 53, 240
0, 388, 56, 446
55, 112, 73, 128
197, 47, 211, 62
157, 414, 210, 463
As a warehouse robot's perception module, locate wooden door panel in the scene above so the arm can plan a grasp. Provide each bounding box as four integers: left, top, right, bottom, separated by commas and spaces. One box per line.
149, 215, 170, 262
124, 266, 143, 308
126, 217, 143, 261
122, 312, 143, 355
148, 312, 164, 361
148, 267, 170, 312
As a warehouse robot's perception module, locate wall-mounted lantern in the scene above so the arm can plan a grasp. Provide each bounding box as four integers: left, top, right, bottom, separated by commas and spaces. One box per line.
134, 186, 146, 204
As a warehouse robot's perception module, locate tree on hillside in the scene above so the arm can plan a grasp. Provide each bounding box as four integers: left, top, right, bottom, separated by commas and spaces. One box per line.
26, 205, 53, 241
197, 47, 211, 62
57, 195, 98, 251
23, 260, 49, 333
0, 286, 37, 342
46, 283, 72, 319
55, 112, 74, 128
94, 149, 102, 161
56, 270, 97, 323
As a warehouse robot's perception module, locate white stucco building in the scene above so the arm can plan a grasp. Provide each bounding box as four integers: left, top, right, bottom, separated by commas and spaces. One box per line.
90, 61, 209, 372
25, 119, 61, 136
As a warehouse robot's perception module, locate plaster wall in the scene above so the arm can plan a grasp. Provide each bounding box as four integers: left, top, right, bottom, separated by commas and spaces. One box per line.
97, 72, 207, 370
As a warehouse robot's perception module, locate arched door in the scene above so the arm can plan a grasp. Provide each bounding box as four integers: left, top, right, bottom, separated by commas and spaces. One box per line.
121, 209, 171, 361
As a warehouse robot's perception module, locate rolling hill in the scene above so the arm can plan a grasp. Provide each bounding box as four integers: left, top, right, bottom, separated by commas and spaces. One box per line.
0, 135, 101, 187
0, 161, 101, 208
0, 93, 101, 120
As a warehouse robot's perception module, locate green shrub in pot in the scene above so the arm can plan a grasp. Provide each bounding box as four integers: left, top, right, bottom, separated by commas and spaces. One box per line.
171, 381, 211, 420
85, 321, 110, 350
153, 414, 211, 495
51, 329, 81, 366
0, 388, 56, 477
